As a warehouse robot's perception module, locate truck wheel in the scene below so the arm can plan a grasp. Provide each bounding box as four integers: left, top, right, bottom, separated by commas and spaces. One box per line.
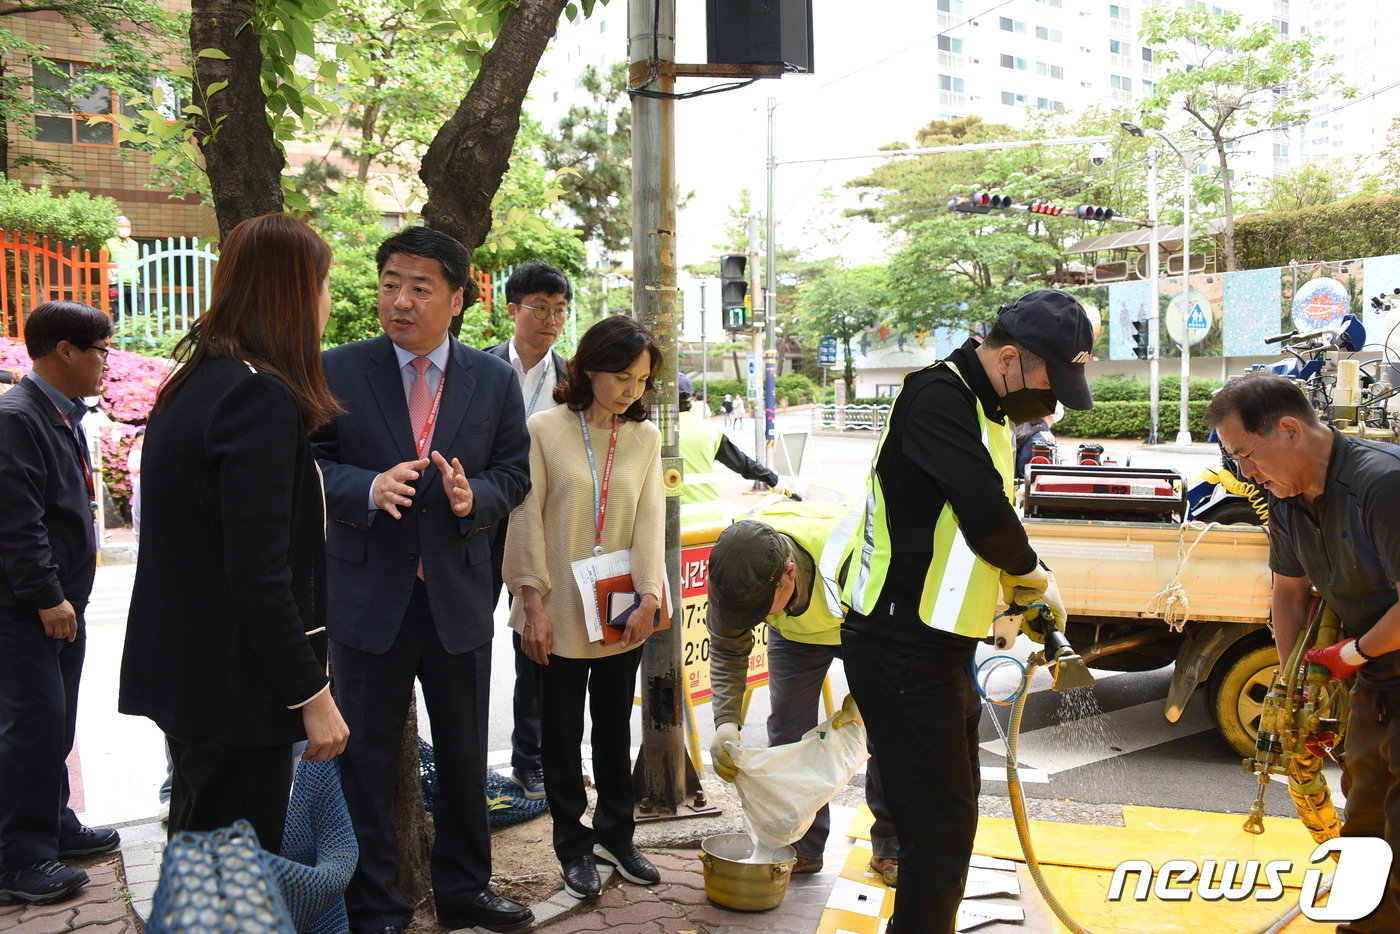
1201, 499, 1263, 526
1210, 642, 1279, 758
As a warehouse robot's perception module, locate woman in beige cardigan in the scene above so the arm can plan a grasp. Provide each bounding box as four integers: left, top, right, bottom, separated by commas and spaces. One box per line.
504, 315, 665, 900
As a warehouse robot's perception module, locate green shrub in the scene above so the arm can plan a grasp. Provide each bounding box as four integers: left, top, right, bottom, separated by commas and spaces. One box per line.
0, 180, 119, 251
1088, 374, 1221, 402
1056, 400, 1211, 439
1235, 197, 1400, 269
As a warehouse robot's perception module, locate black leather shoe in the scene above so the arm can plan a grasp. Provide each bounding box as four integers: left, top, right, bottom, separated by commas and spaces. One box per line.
0, 860, 90, 905
437, 890, 533, 932
561, 853, 602, 898
57, 825, 121, 859
594, 842, 660, 884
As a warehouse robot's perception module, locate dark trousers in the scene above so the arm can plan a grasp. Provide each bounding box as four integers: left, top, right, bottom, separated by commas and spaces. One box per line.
510, 631, 545, 771
0, 606, 85, 870
165, 734, 295, 852
1338, 686, 1400, 934
333, 581, 492, 933
842, 627, 980, 934
767, 627, 898, 861
493, 536, 544, 772
540, 648, 643, 862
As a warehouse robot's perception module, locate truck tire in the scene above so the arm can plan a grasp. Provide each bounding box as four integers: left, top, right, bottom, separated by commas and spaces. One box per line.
1201, 499, 1263, 526
1209, 641, 1279, 758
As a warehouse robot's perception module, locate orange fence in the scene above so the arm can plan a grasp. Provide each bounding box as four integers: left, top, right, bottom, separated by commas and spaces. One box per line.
0, 232, 109, 340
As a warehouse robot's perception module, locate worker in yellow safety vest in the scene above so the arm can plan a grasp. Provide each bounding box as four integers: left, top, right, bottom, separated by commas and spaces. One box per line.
678, 375, 788, 525
840, 290, 1094, 933
705, 500, 900, 886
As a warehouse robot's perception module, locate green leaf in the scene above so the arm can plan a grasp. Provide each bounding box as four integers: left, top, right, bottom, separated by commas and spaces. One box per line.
204, 80, 229, 97
196, 47, 231, 60
287, 17, 315, 57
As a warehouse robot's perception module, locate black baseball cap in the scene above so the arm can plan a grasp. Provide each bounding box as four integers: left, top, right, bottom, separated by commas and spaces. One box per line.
997, 289, 1095, 410
708, 520, 790, 632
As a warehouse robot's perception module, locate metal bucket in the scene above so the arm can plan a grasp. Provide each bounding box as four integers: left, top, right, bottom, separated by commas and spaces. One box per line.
698, 833, 797, 911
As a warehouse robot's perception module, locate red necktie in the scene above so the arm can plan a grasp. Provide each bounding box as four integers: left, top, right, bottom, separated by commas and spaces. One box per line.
409, 357, 431, 580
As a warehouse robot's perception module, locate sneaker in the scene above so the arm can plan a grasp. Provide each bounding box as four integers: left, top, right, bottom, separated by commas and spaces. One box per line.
792, 855, 823, 874
509, 767, 545, 800
57, 825, 121, 859
594, 842, 660, 884
561, 854, 601, 898
158, 799, 170, 823
0, 860, 90, 906
869, 856, 899, 887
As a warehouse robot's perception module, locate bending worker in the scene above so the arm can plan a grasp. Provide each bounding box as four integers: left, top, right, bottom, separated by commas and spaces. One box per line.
678, 375, 789, 524
1210, 373, 1400, 932
841, 290, 1094, 933
705, 500, 899, 885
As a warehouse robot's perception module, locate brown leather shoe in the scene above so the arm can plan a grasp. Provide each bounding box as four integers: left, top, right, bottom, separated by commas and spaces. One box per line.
792, 855, 823, 874
869, 856, 898, 887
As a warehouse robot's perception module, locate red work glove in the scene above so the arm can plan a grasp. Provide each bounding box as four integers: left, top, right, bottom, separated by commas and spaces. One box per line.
1303, 730, 1339, 760
1304, 638, 1368, 683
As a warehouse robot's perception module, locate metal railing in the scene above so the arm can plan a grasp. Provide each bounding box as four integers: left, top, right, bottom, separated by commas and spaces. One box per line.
811, 403, 892, 432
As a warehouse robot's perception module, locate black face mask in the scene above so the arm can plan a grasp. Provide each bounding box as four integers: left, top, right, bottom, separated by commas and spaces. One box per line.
1000, 356, 1058, 424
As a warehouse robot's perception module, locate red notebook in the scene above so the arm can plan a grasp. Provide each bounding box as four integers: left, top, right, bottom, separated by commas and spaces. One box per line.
596, 573, 672, 645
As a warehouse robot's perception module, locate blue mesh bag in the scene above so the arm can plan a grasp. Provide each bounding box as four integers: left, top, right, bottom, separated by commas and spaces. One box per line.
146, 820, 294, 934
274, 758, 358, 934
417, 738, 547, 827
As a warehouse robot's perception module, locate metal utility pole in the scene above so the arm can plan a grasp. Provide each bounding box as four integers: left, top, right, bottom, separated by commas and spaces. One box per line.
763, 97, 778, 463
748, 212, 765, 480
1177, 154, 1194, 444
629, 0, 688, 812
1145, 151, 1161, 445
699, 278, 709, 405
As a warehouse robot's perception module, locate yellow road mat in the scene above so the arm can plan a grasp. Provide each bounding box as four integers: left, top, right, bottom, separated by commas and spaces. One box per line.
833, 805, 1338, 932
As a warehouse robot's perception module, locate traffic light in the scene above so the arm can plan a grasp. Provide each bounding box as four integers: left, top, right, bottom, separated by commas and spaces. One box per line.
1075, 204, 1116, 222
720, 253, 749, 330
1028, 201, 1064, 215
1132, 318, 1151, 360
949, 192, 1012, 213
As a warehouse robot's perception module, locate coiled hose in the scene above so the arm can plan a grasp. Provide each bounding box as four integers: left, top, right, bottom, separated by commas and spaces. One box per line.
979, 653, 1327, 934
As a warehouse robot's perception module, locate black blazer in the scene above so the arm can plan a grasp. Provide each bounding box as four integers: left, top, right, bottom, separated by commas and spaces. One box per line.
0, 379, 96, 610
119, 357, 329, 748
312, 335, 530, 655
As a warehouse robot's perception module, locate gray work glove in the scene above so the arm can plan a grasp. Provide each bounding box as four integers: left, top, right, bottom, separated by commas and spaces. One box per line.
710, 722, 742, 783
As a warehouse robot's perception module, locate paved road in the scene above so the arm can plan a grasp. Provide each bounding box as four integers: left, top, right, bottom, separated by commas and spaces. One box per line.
72, 412, 1287, 835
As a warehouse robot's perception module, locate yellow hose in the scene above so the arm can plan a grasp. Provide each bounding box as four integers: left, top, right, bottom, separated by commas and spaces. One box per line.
1001, 657, 1313, 934
1203, 467, 1270, 524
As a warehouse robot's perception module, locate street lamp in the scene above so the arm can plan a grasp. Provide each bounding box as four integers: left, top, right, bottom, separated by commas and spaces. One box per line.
1121, 122, 1195, 443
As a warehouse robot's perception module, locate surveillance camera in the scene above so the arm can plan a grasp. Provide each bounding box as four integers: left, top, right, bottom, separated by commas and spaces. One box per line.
1089, 142, 1109, 167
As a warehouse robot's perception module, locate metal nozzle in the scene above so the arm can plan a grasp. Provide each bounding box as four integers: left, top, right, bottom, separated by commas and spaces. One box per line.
1043, 626, 1097, 693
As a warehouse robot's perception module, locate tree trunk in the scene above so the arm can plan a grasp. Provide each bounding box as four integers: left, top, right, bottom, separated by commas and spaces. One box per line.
394, 698, 434, 911
419, 0, 568, 259
190, 0, 285, 239
1215, 139, 1238, 271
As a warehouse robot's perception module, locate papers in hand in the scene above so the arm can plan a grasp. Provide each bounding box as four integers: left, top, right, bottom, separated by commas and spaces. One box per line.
571, 549, 634, 642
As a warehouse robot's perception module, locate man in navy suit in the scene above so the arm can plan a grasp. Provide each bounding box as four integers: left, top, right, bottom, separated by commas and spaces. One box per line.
313, 227, 532, 934
0, 301, 120, 907
483, 259, 570, 802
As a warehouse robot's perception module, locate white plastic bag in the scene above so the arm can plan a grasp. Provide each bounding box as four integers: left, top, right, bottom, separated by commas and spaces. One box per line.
728, 699, 870, 852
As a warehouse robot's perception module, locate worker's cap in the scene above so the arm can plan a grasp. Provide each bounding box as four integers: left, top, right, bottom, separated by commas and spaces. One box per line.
0, 370, 15, 384
708, 520, 790, 632
997, 289, 1095, 411
678, 373, 694, 396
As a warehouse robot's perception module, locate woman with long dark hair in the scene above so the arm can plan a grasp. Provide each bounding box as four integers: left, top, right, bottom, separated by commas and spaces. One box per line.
119, 213, 349, 850
504, 314, 666, 898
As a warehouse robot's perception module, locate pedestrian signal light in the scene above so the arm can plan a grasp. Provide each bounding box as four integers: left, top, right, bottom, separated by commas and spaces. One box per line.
1132, 318, 1151, 360
720, 253, 748, 330
1075, 204, 1115, 222
1029, 202, 1064, 215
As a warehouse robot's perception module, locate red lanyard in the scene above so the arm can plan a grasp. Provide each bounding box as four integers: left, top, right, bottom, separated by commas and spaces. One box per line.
43, 391, 94, 502
579, 412, 620, 556
414, 371, 447, 458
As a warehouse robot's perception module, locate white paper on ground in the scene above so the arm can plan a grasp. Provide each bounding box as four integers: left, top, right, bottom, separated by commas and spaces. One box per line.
969, 854, 1018, 872
957, 901, 1025, 931
963, 867, 1021, 899
825, 877, 888, 917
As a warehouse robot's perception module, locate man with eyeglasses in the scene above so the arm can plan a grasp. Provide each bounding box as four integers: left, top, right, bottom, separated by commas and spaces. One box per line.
484, 259, 572, 802
0, 301, 121, 907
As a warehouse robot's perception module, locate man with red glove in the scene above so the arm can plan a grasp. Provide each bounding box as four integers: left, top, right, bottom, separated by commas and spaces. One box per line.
1209, 373, 1400, 933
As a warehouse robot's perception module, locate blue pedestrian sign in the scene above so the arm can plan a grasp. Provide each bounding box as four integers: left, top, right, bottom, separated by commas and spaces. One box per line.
818, 336, 838, 368
1186, 305, 1208, 331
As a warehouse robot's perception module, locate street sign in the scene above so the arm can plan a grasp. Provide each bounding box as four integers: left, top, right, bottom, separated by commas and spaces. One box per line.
818, 336, 838, 367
